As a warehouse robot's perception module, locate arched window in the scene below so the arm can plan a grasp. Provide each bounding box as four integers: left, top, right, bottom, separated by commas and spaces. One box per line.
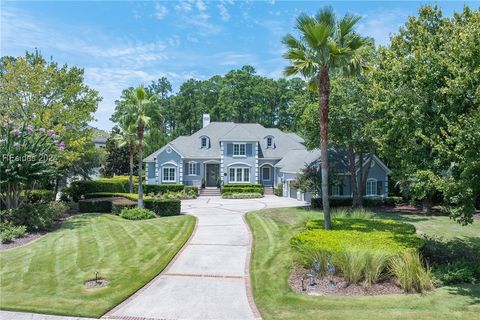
366, 178, 377, 196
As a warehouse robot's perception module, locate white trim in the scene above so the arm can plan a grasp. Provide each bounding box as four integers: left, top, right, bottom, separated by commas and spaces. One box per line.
229, 167, 250, 183
188, 161, 197, 176
233, 143, 246, 156
162, 166, 177, 183
259, 163, 274, 168
227, 161, 252, 167
366, 178, 377, 196
161, 160, 178, 167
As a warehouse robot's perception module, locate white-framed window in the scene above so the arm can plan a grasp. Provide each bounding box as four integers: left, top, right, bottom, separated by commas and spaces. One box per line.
229, 167, 250, 183
188, 162, 197, 176
332, 185, 341, 196
366, 179, 377, 196
162, 167, 176, 182
267, 137, 273, 148
201, 137, 208, 148
233, 143, 246, 156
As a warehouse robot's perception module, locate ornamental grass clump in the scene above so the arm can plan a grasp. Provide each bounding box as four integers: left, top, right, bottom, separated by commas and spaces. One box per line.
336, 248, 368, 284
332, 209, 374, 220
364, 250, 392, 286
389, 251, 434, 292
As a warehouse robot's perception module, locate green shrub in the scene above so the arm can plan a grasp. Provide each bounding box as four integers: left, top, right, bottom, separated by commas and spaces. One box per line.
221, 184, 264, 195
78, 199, 112, 213
274, 183, 283, 197
163, 191, 196, 200
144, 184, 185, 194
433, 260, 480, 285
312, 196, 403, 208
111, 200, 137, 215
0, 225, 27, 243
27, 190, 56, 204
0, 202, 68, 231
184, 186, 199, 197
65, 179, 130, 201
144, 198, 181, 216
84, 192, 138, 201
336, 249, 368, 284
292, 219, 422, 254
222, 192, 263, 199
119, 207, 156, 220
389, 251, 433, 293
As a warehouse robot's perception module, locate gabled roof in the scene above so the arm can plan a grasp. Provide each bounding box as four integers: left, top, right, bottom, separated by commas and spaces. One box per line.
275, 149, 321, 173
145, 122, 307, 160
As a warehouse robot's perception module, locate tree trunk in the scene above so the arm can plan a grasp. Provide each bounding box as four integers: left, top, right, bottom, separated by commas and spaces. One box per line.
358, 149, 376, 204
349, 144, 361, 209
137, 124, 144, 208
422, 199, 432, 214
129, 140, 134, 194
318, 67, 331, 230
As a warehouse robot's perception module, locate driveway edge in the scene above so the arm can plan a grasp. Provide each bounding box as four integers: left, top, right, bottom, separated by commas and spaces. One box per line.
102, 214, 199, 319
243, 212, 263, 320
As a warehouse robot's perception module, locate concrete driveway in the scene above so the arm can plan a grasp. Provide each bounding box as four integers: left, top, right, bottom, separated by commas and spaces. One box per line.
105, 195, 306, 320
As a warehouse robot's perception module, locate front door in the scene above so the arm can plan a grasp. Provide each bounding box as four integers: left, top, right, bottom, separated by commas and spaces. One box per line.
261, 166, 272, 186
206, 164, 220, 187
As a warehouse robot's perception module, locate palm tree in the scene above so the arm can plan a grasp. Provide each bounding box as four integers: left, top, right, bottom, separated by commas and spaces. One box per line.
282, 6, 368, 229
112, 122, 136, 194
125, 86, 157, 208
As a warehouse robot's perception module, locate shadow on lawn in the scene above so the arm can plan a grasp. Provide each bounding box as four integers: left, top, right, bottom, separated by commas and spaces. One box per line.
445, 284, 480, 304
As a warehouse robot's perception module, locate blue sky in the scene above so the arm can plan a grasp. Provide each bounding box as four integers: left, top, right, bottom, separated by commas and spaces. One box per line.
1, 1, 478, 130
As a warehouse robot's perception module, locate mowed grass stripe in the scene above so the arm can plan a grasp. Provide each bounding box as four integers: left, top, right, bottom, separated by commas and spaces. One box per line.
0, 213, 195, 318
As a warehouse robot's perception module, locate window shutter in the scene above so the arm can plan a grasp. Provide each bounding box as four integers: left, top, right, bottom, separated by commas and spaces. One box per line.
184, 163, 188, 174
226, 143, 233, 155
340, 184, 344, 196
377, 180, 383, 195
197, 162, 200, 175
246, 144, 253, 156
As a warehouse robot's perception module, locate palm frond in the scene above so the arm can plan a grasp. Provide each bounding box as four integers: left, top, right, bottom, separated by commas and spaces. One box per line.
315, 6, 336, 29
338, 13, 362, 39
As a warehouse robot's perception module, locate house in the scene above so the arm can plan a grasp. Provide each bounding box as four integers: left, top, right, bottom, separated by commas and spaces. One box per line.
144, 114, 390, 198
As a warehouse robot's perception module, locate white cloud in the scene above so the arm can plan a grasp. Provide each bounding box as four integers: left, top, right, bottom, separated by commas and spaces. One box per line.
218, 3, 230, 21
356, 10, 409, 46
196, 0, 206, 12
174, 1, 192, 12
154, 3, 168, 20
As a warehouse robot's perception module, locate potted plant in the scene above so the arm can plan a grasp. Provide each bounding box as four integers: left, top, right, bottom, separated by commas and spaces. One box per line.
217, 177, 222, 188
201, 177, 205, 189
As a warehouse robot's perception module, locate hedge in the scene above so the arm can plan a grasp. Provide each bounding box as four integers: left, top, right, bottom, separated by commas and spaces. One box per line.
78, 199, 112, 213
222, 192, 263, 199
144, 198, 181, 216
311, 196, 403, 208
144, 184, 185, 194
221, 184, 264, 195
27, 189, 56, 204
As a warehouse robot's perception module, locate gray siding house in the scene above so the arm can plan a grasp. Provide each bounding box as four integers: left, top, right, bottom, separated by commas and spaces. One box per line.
144, 114, 390, 197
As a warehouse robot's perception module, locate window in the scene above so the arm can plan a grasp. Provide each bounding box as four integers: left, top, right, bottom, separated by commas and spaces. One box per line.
332, 185, 341, 196
188, 162, 197, 175
162, 167, 176, 182
229, 167, 250, 183
201, 137, 208, 148
267, 137, 272, 148
366, 179, 377, 196
233, 143, 246, 156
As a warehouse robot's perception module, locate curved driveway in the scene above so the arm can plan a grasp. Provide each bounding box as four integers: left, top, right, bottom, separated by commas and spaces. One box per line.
105, 195, 306, 320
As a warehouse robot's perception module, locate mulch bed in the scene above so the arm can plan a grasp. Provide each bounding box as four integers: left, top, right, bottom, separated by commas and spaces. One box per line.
289, 267, 404, 296
0, 207, 80, 251
85, 279, 109, 288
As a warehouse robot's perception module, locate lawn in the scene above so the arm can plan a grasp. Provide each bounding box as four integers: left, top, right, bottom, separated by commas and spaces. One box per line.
0, 213, 195, 318
246, 207, 480, 320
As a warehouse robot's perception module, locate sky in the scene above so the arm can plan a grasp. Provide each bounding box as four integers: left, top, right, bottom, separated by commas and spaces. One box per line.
1, 1, 478, 131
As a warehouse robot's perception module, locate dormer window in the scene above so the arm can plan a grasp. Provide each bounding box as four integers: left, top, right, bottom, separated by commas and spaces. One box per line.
200, 136, 209, 148
265, 136, 274, 148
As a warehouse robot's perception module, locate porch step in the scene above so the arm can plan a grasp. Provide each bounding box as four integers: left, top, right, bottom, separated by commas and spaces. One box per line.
199, 188, 221, 196
264, 187, 274, 195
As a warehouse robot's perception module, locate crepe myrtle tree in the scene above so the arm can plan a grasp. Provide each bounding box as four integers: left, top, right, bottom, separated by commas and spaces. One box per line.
0, 116, 64, 209
282, 6, 369, 229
